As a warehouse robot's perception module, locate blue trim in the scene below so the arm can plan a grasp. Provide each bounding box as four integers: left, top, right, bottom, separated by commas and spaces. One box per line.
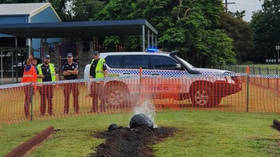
0, 19, 158, 38
0, 15, 28, 37
0, 19, 150, 28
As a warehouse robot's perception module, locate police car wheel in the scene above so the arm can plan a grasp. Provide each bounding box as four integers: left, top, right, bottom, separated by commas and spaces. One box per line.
191, 86, 221, 107
192, 88, 210, 107
105, 85, 129, 108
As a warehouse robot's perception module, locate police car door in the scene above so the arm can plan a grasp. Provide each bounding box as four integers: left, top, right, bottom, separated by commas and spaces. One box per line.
146, 55, 188, 96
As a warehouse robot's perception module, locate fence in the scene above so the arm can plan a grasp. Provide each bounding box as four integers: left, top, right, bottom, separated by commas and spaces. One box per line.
219, 65, 280, 97
218, 65, 280, 75
1, 73, 280, 123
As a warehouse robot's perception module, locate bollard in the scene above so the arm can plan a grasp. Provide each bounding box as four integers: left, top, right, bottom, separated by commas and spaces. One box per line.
139, 67, 143, 106
267, 67, 270, 88
30, 84, 34, 121
246, 65, 250, 74
245, 66, 250, 112
277, 67, 279, 91
246, 75, 250, 112
252, 65, 255, 84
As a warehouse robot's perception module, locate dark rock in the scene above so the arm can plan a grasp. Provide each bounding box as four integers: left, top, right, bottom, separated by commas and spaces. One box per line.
91, 126, 176, 157
108, 123, 119, 131
129, 114, 154, 129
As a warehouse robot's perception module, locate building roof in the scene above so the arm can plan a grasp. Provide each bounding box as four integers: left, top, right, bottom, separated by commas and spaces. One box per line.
0, 19, 158, 38
0, 3, 61, 21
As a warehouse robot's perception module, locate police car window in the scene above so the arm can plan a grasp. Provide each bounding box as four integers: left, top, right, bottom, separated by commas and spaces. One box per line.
105, 55, 123, 68
150, 56, 178, 70
123, 55, 149, 69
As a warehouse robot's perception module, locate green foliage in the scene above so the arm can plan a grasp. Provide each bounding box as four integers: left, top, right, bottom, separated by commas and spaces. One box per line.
0, 0, 239, 67
220, 13, 254, 63
47, 0, 73, 21
228, 10, 246, 19
103, 36, 120, 51
196, 29, 236, 66
250, 0, 280, 63
123, 36, 141, 51
72, 0, 105, 21
94, 0, 236, 67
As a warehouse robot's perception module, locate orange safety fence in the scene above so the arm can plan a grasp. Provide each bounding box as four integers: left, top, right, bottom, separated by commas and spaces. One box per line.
1, 73, 280, 123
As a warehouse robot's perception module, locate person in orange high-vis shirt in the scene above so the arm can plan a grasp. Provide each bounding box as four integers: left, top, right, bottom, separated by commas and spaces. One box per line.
21, 56, 37, 118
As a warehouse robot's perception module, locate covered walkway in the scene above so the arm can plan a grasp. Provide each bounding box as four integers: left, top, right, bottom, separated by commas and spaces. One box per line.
0, 19, 158, 83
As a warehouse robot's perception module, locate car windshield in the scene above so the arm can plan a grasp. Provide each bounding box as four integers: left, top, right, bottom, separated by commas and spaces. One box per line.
174, 55, 194, 69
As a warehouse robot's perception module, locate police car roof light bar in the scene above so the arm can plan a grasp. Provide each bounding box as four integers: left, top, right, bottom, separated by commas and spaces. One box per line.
146, 47, 158, 53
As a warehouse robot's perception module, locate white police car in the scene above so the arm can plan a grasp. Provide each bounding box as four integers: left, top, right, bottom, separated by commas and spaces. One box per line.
84, 51, 241, 107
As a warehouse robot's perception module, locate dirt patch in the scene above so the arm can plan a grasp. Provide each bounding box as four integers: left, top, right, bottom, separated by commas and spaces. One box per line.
89, 126, 175, 157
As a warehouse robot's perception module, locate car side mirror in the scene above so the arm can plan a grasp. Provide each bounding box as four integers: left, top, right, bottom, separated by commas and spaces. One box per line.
175, 64, 182, 70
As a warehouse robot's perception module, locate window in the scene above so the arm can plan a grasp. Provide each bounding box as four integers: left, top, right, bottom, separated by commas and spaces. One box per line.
105, 55, 123, 68
150, 56, 179, 70
123, 55, 150, 69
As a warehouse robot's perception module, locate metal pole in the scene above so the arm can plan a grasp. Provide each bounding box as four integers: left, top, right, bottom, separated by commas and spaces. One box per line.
277, 50, 279, 64
246, 74, 250, 112
267, 66, 270, 88
155, 36, 157, 47
0, 50, 3, 84
12, 48, 14, 82
30, 84, 34, 121
276, 67, 279, 91
147, 30, 150, 49
225, 0, 228, 12
142, 25, 145, 52
15, 37, 18, 82
28, 38, 32, 56
151, 33, 154, 48
40, 38, 43, 60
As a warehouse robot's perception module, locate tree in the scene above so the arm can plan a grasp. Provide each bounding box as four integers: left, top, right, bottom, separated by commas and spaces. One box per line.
228, 10, 246, 20
220, 13, 254, 63
71, 0, 105, 21
47, 0, 72, 21
0, 0, 238, 67
250, 0, 280, 63
95, 0, 236, 67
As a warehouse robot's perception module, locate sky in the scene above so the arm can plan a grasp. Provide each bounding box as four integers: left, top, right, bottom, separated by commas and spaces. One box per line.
227, 0, 263, 21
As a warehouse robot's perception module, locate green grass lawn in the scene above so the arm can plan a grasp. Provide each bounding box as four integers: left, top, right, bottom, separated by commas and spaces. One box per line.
0, 110, 280, 157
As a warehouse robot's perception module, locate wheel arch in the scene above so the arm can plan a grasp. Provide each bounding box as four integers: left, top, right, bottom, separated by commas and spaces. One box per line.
189, 80, 214, 96
104, 80, 129, 93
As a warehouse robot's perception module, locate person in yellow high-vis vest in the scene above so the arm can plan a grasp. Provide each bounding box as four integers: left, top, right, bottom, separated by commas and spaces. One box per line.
89, 51, 108, 112
37, 55, 57, 116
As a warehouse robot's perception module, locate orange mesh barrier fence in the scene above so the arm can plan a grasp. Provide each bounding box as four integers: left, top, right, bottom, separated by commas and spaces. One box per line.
1, 74, 280, 123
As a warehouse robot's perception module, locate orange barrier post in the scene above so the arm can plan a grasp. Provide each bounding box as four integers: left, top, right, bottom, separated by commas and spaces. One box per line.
139, 67, 144, 107
246, 65, 250, 74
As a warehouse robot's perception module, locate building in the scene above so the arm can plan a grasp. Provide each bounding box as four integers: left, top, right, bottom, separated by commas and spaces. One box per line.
0, 3, 61, 82
0, 3, 158, 83
0, 2, 61, 58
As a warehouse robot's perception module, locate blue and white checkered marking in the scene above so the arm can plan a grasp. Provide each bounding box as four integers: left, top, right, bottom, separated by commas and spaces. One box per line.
108, 69, 189, 77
